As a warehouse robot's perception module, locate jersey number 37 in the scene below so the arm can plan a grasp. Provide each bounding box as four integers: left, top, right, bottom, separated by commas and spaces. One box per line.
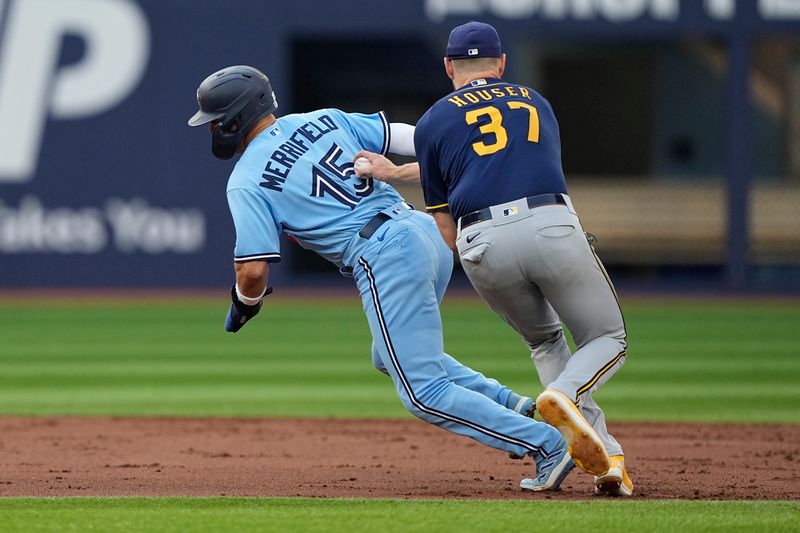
466, 102, 539, 156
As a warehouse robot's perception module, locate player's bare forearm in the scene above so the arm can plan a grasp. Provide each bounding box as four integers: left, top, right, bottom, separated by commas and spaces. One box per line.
433, 211, 457, 251
389, 162, 421, 183
235, 260, 269, 297
354, 150, 421, 183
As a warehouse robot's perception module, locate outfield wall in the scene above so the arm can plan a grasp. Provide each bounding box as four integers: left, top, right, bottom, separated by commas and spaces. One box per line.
0, 0, 798, 290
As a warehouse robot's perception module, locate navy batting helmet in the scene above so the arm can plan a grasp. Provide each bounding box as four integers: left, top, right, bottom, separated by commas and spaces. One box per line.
188, 65, 278, 159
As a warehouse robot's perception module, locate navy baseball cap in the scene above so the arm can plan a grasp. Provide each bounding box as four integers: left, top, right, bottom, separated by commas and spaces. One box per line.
445, 21, 502, 59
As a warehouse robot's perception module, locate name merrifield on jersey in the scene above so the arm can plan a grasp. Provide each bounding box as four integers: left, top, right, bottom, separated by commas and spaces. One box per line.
447, 83, 533, 108
260, 115, 339, 192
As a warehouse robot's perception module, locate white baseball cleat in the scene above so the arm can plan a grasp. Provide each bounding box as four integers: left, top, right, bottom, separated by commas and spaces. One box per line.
520, 442, 575, 492
535, 389, 610, 476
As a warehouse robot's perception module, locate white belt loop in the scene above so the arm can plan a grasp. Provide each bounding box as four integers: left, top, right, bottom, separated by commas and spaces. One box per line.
562, 194, 577, 215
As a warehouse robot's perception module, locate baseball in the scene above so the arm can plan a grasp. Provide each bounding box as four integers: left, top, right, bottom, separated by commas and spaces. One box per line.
354, 156, 373, 176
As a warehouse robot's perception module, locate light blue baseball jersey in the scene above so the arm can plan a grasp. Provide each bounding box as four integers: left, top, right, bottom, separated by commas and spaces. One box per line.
224, 108, 565, 465
226, 109, 403, 267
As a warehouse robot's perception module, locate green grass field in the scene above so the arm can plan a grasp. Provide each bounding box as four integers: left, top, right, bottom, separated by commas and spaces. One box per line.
0, 296, 797, 422
0, 498, 798, 533
0, 295, 798, 531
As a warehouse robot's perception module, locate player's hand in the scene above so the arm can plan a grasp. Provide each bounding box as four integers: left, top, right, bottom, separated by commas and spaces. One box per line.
224, 284, 272, 333
353, 151, 397, 182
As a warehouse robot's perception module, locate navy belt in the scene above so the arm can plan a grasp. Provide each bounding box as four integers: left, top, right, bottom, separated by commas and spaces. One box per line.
458, 194, 568, 230
358, 212, 392, 239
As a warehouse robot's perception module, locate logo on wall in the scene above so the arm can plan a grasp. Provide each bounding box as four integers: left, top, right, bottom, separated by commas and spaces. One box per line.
0, 0, 150, 183
0, 0, 207, 260
0, 196, 206, 254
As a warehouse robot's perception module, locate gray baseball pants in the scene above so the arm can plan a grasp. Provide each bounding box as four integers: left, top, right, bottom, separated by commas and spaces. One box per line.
454, 195, 627, 457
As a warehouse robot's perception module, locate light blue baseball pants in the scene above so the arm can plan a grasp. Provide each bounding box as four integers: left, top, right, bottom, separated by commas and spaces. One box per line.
345, 207, 564, 460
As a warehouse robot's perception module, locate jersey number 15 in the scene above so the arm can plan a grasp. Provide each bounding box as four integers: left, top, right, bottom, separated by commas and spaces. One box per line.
310, 143, 373, 209
466, 102, 539, 156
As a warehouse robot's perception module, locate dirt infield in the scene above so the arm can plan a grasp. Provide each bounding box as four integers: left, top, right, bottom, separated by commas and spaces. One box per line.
0, 417, 797, 500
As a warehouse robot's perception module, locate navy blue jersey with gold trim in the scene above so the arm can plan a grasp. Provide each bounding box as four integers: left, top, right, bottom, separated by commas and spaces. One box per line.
416, 77, 567, 220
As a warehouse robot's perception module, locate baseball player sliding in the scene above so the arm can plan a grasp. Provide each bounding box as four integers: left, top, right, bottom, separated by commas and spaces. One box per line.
355, 21, 632, 497
188, 65, 609, 493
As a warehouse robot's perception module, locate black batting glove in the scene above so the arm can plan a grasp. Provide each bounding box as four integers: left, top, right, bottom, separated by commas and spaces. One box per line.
224, 284, 272, 333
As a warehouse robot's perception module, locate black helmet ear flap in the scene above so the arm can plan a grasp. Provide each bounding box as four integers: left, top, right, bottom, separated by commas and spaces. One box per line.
218, 111, 241, 134
209, 100, 246, 159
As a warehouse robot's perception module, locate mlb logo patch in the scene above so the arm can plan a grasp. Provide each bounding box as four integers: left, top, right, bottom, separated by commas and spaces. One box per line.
470, 79, 487, 87
468, 48, 479, 56
502, 207, 519, 217
269, 128, 281, 137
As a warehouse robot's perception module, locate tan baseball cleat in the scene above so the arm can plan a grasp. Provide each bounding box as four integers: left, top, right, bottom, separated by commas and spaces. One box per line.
535, 389, 610, 476
595, 455, 634, 496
